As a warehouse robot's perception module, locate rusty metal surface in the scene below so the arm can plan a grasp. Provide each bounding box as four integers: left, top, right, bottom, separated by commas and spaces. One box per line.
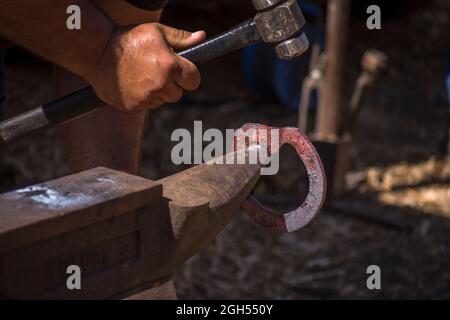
0, 161, 261, 299
0, 123, 326, 298
158, 159, 261, 271
236, 124, 327, 232
254, 0, 309, 59
254, 0, 306, 43
0, 167, 162, 256
0, 168, 169, 299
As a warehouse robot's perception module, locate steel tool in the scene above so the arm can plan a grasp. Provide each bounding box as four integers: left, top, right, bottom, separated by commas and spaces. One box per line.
0, 0, 309, 146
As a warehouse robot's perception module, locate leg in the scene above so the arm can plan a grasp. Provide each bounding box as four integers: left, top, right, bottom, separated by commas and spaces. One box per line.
56, 1, 162, 174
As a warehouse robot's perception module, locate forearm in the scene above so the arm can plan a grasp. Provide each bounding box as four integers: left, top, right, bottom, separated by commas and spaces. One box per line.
0, 0, 113, 81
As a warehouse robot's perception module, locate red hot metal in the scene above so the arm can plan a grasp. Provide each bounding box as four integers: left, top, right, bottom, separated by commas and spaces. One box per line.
237, 124, 327, 232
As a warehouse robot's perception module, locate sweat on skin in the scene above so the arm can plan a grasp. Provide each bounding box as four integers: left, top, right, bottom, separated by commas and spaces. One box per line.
0, 0, 206, 112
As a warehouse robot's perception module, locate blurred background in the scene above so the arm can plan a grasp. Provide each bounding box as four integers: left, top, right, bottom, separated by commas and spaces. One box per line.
0, 0, 449, 299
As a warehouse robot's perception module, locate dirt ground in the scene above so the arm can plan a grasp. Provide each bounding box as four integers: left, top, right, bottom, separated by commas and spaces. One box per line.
1, 0, 450, 299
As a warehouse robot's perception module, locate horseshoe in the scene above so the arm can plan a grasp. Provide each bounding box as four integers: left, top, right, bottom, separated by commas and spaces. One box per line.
236, 124, 327, 233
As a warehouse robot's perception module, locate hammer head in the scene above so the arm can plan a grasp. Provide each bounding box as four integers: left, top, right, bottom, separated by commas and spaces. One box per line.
252, 0, 310, 60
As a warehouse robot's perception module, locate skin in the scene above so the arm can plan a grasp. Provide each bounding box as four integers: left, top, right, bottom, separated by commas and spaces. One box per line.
0, 0, 206, 173
0, 0, 206, 299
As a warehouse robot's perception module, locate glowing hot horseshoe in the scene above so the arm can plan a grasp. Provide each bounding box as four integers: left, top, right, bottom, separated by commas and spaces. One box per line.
237, 124, 327, 233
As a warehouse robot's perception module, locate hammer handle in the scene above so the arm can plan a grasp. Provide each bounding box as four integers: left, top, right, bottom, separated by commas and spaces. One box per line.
178, 19, 260, 64
0, 19, 260, 146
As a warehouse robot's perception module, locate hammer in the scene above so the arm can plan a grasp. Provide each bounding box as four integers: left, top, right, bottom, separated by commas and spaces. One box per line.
0, 0, 309, 146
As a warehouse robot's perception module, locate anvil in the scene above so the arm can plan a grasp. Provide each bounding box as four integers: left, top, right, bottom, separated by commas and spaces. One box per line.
0, 124, 325, 299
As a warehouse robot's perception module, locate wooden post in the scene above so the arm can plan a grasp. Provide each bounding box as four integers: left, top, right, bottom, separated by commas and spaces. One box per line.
312, 0, 352, 198
315, 0, 351, 139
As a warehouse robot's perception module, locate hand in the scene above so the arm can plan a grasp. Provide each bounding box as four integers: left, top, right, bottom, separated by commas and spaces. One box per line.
86, 23, 206, 112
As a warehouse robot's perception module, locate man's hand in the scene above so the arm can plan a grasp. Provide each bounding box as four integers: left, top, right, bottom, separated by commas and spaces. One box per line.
0, 1, 205, 112
87, 23, 206, 112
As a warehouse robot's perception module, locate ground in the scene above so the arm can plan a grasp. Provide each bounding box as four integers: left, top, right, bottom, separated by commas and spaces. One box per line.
0, 0, 449, 299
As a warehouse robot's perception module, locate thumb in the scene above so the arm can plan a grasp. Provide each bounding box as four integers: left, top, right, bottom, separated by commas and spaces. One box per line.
158, 25, 206, 50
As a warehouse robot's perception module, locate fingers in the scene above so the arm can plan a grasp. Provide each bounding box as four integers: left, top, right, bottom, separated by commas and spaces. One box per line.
112, 23, 204, 112
156, 47, 201, 92
159, 81, 184, 104
157, 24, 206, 50
156, 54, 199, 94
136, 54, 199, 110
150, 24, 203, 99
173, 56, 202, 91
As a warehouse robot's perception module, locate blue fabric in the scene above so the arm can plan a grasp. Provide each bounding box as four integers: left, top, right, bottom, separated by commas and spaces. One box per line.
0, 48, 5, 118
241, 0, 325, 110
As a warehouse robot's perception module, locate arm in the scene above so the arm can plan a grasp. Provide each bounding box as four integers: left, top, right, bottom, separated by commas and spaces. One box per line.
0, 0, 206, 111
0, 0, 112, 82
